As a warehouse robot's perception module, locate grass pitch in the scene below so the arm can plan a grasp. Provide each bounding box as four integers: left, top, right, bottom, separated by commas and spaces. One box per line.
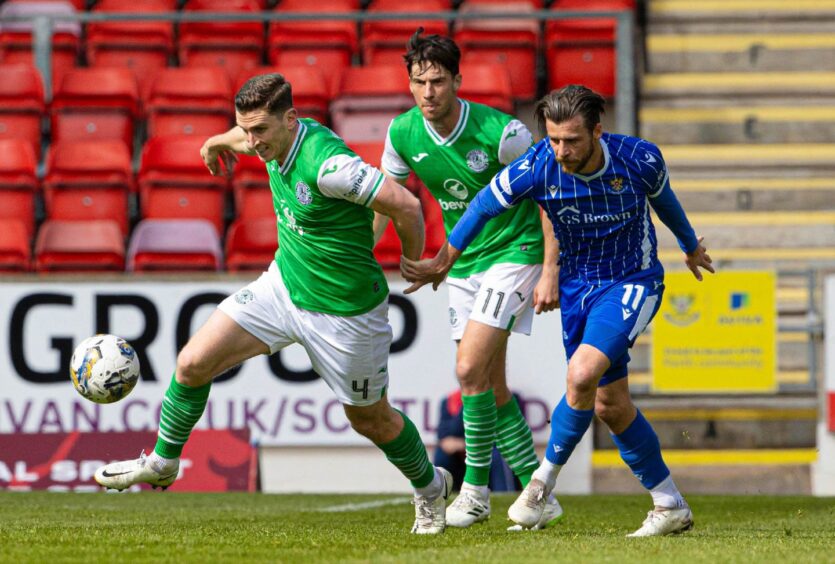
0, 492, 832, 563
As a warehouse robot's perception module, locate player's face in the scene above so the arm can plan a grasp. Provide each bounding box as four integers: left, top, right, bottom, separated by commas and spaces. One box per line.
236, 107, 298, 163
408, 62, 461, 122
545, 116, 603, 175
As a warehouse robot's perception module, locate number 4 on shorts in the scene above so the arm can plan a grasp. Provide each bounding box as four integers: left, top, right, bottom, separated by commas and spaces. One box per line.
352, 378, 369, 399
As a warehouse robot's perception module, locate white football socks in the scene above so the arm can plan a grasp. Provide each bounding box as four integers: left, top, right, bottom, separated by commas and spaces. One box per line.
414, 467, 444, 499
650, 475, 687, 509
148, 451, 178, 474
531, 459, 561, 493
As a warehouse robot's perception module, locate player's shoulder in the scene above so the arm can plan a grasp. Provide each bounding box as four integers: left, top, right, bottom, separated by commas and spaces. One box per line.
301, 118, 356, 158
604, 132, 663, 160
389, 105, 423, 131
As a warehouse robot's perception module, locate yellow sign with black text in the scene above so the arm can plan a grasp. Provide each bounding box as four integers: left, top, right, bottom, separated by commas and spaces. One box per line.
652, 271, 776, 393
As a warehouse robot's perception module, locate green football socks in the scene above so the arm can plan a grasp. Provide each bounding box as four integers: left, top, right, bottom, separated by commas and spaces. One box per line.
154, 374, 211, 459
462, 390, 498, 487
495, 396, 539, 487
378, 410, 436, 489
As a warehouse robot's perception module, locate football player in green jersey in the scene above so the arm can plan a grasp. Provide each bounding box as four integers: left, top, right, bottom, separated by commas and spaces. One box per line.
375, 29, 563, 529
95, 73, 453, 535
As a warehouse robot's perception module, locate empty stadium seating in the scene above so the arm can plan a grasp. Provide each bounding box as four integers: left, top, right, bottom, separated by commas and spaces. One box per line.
127, 218, 223, 271
235, 66, 330, 125
145, 67, 232, 137
43, 139, 133, 234
0, 139, 38, 237
0, 219, 31, 272
330, 65, 413, 143
457, 62, 514, 114
50, 67, 140, 152
225, 217, 277, 272
34, 219, 125, 272
138, 135, 229, 234
268, 0, 360, 98
179, 0, 265, 79
362, 0, 450, 65
0, 64, 45, 157
231, 154, 272, 221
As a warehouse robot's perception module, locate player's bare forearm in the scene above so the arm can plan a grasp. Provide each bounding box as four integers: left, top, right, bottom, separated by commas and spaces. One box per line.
370, 178, 425, 261
372, 212, 390, 246
200, 127, 253, 176
400, 242, 462, 294
685, 235, 715, 281
534, 211, 560, 313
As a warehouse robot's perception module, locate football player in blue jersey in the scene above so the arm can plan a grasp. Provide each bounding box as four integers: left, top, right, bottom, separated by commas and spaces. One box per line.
401, 84, 714, 537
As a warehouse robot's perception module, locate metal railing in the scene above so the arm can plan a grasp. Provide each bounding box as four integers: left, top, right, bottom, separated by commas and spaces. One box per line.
2, 8, 637, 134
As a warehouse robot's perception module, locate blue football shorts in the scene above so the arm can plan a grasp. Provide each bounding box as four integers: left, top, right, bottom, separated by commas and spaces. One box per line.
560, 267, 665, 386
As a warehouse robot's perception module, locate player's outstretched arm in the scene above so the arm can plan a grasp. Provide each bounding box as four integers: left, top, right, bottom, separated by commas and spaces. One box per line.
370, 178, 425, 261
685, 235, 714, 281
533, 210, 560, 313
200, 126, 254, 177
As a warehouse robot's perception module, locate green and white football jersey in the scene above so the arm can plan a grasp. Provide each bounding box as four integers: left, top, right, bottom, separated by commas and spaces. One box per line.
265, 118, 388, 316
383, 99, 543, 278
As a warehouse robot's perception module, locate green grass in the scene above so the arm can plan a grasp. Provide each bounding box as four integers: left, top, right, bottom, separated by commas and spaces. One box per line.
0, 492, 833, 563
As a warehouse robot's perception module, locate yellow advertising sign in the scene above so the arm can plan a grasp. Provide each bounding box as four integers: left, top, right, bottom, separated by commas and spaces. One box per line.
652, 271, 776, 393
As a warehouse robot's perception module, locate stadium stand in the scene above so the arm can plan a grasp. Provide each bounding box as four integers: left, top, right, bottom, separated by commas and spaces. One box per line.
145, 66, 233, 137
236, 66, 330, 125
50, 67, 139, 153
0, 64, 45, 157
43, 139, 133, 235
34, 219, 125, 272
127, 218, 223, 272
0, 0, 80, 89
457, 62, 514, 114
225, 217, 277, 273
231, 153, 272, 221
0, 218, 31, 272
178, 0, 265, 80
138, 135, 229, 234
268, 0, 360, 98
330, 64, 413, 143
0, 139, 38, 238
361, 0, 450, 65
454, 0, 540, 101
85, 0, 175, 100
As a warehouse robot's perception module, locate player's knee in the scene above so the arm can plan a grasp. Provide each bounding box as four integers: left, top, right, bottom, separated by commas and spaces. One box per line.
567, 366, 598, 399
594, 399, 621, 427
455, 356, 489, 392
175, 346, 213, 387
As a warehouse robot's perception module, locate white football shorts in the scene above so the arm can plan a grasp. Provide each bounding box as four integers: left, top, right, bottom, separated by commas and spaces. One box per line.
218, 261, 391, 406
446, 262, 542, 341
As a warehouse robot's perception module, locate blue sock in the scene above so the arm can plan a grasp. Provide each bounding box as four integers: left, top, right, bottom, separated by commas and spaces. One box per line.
611, 409, 670, 490
545, 395, 594, 465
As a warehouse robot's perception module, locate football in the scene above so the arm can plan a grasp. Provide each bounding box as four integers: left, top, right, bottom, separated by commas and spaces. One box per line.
70, 334, 141, 404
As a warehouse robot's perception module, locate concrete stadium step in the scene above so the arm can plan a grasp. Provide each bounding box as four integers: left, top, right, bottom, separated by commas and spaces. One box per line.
658, 143, 835, 173
670, 177, 835, 212
641, 106, 835, 144
646, 33, 835, 73
649, 0, 835, 23
643, 72, 835, 103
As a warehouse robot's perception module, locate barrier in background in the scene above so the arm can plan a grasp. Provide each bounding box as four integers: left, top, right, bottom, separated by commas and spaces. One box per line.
812, 274, 835, 496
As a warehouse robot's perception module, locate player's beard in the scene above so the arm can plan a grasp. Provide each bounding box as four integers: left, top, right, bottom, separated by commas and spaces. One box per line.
558, 142, 595, 175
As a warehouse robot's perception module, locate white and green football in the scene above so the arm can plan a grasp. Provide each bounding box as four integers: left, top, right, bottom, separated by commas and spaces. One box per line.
70, 334, 140, 404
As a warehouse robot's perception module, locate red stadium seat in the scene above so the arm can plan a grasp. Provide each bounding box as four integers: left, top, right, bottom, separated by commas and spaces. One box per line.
546, 0, 635, 97
86, 0, 175, 99
419, 186, 446, 258
50, 67, 139, 152
0, 139, 38, 237
34, 219, 125, 272
179, 0, 265, 80
235, 66, 330, 125
225, 217, 277, 272
145, 67, 232, 137
0, 219, 31, 272
139, 135, 229, 234
0, 64, 45, 156
458, 62, 513, 114
268, 0, 359, 98
362, 0, 450, 65
373, 220, 401, 269
330, 65, 413, 143
44, 140, 133, 235
455, 0, 540, 101
231, 154, 272, 221
0, 1, 80, 89
128, 218, 222, 272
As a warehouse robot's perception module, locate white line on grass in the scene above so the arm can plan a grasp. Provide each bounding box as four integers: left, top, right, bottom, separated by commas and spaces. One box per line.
312, 498, 413, 513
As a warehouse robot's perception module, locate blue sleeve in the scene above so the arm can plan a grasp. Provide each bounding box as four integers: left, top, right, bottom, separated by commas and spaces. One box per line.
649, 184, 699, 254
447, 185, 506, 251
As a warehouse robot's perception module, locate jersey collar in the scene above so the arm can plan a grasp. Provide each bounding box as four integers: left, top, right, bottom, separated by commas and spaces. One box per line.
572, 137, 611, 183
422, 99, 469, 147
278, 120, 308, 175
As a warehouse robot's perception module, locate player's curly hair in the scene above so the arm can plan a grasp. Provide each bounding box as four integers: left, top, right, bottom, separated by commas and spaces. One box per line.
235, 73, 293, 116
534, 85, 606, 135
403, 27, 460, 77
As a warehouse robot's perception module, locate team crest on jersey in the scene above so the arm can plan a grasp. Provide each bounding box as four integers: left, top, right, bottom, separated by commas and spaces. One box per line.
234, 289, 255, 305
466, 149, 489, 173
295, 181, 312, 205
609, 176, 625, 193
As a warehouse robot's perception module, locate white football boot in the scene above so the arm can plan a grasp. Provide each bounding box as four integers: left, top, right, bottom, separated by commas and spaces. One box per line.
507, 493, 564, 531
506, 478, 549, 529
411, 467, 454, 535
446, 484, 491, 528
94, 451, 179, 491
626, 505, 694, 537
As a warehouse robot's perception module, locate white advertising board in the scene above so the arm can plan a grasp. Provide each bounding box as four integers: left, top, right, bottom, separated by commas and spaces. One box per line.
0, 278, 569, 447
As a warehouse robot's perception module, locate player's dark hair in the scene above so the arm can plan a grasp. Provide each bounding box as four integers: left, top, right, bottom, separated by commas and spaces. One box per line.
235, 73, 293, 116
534, 85, 606, 135
403, 27, 460, 77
